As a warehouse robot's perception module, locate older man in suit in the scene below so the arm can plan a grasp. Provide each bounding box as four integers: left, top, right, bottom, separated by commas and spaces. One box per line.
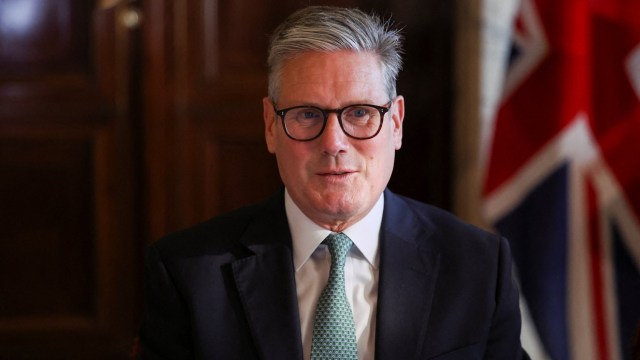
139, 6, 527, 359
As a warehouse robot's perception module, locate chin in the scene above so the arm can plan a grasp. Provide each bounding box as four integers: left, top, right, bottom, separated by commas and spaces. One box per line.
321, 196, 362, 217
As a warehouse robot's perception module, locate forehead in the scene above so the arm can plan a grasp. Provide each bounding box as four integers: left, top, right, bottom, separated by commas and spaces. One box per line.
277, 50, 386, 105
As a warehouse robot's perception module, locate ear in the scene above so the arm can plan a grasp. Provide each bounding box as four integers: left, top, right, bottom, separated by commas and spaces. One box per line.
390, 95, 405, 150
263, 97, 277, 154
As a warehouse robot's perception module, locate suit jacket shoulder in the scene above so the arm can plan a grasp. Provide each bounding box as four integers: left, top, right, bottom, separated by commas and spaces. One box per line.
140, 190, 303, 360
151, 192, 290, 260
377, 189, 524, 359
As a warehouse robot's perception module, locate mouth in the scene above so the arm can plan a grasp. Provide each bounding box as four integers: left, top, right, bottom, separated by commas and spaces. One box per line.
317, 170, 356, 177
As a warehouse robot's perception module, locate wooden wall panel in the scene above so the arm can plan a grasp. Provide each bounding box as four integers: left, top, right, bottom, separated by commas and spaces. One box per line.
144, 0, 291, 234
0, 1, 140, 358
0, 139, 95, 320
0, 0, 91, 75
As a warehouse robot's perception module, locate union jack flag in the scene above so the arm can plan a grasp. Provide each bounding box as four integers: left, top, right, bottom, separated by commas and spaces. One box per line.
481, 0, 640, 359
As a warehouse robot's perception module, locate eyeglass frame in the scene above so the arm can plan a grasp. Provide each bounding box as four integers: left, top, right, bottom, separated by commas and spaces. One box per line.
272, 100, 393, 141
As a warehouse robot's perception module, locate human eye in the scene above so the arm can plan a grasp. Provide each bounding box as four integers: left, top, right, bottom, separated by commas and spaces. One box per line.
300, 109, 320, 119
343, 106, 374, 123
290, 107, 323, 127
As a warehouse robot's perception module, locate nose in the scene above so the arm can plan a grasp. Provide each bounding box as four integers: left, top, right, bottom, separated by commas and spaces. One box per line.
319, 113, 349, 156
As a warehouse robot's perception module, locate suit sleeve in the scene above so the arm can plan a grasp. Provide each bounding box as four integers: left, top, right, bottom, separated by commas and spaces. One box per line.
485, 236, 528, 359
138, 245, 194, 359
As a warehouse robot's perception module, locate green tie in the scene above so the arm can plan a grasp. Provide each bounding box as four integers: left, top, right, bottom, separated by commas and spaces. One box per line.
310, 232, 358, 359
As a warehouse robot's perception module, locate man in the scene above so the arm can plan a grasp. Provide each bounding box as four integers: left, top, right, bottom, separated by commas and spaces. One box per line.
139, 6, 527, 359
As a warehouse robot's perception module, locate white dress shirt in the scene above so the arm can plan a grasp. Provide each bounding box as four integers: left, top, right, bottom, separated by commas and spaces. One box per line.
285, 189, 383, 360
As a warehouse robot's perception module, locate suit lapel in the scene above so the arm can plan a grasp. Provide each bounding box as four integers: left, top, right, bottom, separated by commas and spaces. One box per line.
227, 190, 441, 359
375, 190, 441, 359
231, 193, 304, 360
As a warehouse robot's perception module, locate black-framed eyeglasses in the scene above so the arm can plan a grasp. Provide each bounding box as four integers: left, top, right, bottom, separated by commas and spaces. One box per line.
273, 101, 392, 141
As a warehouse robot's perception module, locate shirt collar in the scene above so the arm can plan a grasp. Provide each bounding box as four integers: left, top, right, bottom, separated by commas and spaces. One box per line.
285, 189, 384, 271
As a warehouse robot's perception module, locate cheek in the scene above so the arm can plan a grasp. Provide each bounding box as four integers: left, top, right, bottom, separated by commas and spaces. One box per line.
362, 140, 396, 182
359, 146, 384, 177
275, 144, 309, 179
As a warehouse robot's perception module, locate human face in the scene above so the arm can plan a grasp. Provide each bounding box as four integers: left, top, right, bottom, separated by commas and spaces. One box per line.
263, 50, 404, 231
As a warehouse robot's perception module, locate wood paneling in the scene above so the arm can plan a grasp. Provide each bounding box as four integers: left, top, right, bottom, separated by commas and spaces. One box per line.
0, 0, 91, 75
0, 139, 95, 319
143, 0, 294, 237
0, 1, 139, 358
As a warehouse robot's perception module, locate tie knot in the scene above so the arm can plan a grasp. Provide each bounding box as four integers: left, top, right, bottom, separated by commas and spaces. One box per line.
324, 232, 353, 267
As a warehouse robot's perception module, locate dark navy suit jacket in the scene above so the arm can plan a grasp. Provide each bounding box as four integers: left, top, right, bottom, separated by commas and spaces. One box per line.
139, 189, 526, 359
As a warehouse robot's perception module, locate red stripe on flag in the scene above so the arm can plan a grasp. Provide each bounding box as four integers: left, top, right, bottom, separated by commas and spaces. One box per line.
587, 178, 610, 360
483, 0, 590, 196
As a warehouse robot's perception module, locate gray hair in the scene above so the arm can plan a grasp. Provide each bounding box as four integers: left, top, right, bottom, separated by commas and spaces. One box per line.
267, 6, 403, 102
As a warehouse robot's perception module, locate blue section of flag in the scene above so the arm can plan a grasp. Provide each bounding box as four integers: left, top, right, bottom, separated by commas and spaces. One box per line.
496, 164, 570, 360
613, 224, 640, 360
